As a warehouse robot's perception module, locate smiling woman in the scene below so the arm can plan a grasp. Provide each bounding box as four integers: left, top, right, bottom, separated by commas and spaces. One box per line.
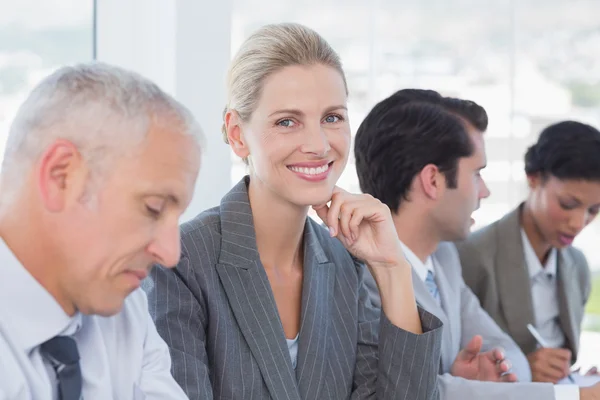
144, 22, 443, 400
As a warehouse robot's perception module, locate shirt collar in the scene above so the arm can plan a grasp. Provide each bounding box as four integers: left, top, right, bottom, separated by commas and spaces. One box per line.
399, 240, 434, 283
520, 228, 557, 279
0, 237, 81, 353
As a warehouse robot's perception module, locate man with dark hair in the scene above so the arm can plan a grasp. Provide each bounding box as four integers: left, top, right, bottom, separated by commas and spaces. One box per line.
457, 120, 600, 384
355, 89, 600, 399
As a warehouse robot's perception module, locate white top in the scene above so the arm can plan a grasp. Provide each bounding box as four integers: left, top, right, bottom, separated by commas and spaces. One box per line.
286, 334, 299, 369
0, 238, 187, 400
521, 229, 566, 349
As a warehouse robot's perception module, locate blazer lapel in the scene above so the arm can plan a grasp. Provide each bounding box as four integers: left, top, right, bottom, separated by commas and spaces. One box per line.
216, 177, 301, 400
295, 220, 334, 400
556, 250, 582, 356
431, 244, 462, 372
411, 267, 452, 372
495, 205, 537, 354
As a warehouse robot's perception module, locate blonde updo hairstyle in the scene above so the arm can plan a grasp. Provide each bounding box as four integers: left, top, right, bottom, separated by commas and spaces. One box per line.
222, 23, 348, 159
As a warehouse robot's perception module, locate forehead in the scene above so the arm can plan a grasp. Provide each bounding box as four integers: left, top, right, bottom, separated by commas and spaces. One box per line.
111, 123, 201, 205
253, 64, 347, 115
461, 122, 486, 166
545, 177, 600, 203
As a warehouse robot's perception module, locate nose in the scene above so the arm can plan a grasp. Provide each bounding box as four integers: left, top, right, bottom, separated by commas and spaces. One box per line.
479, 177, 491, 199
568, 210, 588, 233
148, 221, 182, 268
300, 123, 330, 156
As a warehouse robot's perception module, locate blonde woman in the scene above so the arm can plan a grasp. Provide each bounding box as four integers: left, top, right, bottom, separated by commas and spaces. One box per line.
144, 23, 443, 399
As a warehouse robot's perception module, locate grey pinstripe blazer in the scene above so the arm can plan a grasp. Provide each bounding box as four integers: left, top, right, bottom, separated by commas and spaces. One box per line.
143, 177, 443, 400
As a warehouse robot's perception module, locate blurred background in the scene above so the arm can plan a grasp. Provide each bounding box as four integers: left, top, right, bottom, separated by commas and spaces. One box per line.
1, 0, 598, 369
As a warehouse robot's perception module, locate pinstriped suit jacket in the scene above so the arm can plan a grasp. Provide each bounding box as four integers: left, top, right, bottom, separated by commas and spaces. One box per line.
143, 177, 443, 400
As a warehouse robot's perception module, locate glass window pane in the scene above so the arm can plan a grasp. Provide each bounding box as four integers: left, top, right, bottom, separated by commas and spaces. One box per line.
0, 0, 94, 165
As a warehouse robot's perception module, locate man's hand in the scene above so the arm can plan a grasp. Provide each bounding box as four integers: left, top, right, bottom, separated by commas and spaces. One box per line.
450, 335, 517, 382
526, 347, 571, 383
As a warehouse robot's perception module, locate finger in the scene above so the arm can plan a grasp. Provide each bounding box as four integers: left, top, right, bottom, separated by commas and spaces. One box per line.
338, 203, 355, 243
467, 335, 483, 357
496, 360, 512, 375
500, 372, 518, 383
547, 348, 572, 362
545, 355, 571, 376
539, 361, 568, 381
312, 203, 330, 226
458, 335, 482, 362
331, 185, 348, 195
492, 347, 505, 362
348, 204, 364, 242
327, 191, 350, 236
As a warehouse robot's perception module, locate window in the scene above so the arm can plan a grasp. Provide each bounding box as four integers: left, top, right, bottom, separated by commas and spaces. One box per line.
0, 0, 94, 166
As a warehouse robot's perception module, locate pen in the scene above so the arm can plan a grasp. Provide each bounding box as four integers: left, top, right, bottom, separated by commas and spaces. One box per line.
527, 324, 575, 384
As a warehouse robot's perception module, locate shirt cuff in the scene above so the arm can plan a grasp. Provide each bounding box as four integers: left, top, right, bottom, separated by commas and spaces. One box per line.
554, 385, 579, 400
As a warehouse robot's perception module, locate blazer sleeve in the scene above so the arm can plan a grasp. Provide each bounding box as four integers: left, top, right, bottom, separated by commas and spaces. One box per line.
457, 275, 532, 382
437, 374, 555, 399
144, 254, 214, 400
352, 262, 443, 400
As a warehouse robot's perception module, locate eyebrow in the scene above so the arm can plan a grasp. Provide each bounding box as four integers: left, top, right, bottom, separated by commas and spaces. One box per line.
144, 192, 181, 206
268, 105, 348, 118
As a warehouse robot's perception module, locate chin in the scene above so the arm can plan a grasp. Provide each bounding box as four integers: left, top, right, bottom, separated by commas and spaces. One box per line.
291, 187, 335, 207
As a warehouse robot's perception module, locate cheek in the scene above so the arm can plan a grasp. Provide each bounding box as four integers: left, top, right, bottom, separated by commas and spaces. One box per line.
542, 201, 569, 229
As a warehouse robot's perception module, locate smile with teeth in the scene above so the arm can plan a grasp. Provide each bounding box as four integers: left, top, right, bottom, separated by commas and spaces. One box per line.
288, 163, 331, 175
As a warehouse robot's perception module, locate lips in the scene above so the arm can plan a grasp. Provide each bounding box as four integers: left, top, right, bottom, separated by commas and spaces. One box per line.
557, 233, 575, 246
287, 161, 334, 182
126, 269, 149, 283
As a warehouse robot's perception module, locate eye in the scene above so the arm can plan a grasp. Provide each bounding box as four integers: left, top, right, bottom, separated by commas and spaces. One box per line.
589, 206, 600, 215
146, 205, 162, 219
145, 197, 166, 219
323, 114, 343, 124
559, 201, 576, 211
276, 118, 296, 128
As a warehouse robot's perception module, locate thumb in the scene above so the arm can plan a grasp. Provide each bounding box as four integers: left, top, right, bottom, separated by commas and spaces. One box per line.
458, 335, 483, 362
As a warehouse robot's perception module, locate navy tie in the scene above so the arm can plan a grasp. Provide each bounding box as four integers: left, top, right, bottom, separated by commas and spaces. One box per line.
41, 336, 82, 400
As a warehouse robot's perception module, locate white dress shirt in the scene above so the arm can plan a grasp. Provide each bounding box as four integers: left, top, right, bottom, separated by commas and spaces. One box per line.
399, 241, 434, 284
0, 238, 187, 400
521, 229, 566, 349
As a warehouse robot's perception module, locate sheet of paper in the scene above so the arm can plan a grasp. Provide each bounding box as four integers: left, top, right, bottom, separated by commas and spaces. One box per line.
558, 372, 600, 387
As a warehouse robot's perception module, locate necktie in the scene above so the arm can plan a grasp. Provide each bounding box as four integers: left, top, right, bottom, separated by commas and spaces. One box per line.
41, 336, 82, 400
424, 269, 441, 307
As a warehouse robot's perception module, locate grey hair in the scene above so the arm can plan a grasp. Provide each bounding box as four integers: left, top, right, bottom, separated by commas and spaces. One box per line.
222, 22, 348, 143
1, 62, 204, 201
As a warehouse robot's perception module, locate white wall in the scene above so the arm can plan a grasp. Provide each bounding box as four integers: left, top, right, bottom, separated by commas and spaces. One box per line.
96, 0, 233, 220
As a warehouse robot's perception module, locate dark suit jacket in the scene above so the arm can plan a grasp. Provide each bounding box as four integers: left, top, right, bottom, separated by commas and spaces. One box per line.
143, 177, 443, 399
455, 205, 592, 361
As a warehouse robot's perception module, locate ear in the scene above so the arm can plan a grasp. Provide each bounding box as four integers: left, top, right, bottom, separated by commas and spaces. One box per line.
527, 172, 542, 190
225, 110, 250, 160
37, 140, 88, 212
418, 164, 445, 200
